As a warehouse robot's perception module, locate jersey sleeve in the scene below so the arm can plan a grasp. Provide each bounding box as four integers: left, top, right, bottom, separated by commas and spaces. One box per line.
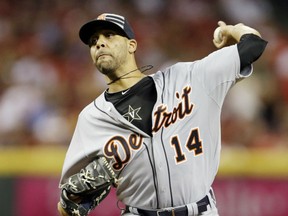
193, 45, 251, 107
59, 103, 102, 184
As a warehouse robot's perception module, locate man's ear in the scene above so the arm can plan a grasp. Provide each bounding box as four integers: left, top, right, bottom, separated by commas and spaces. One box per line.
128, 39, 137, 53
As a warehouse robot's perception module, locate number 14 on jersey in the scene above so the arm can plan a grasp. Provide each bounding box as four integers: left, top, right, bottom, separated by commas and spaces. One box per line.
170, 128, 203, 164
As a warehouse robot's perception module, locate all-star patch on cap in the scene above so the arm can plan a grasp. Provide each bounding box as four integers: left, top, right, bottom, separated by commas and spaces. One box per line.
79, 13, 135, 45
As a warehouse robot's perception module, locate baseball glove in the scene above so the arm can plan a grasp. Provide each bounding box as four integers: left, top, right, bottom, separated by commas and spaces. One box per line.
59, 156, 118, 216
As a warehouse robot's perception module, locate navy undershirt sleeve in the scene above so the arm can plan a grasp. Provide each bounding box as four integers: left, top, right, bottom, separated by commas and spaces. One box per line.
237, 34, 268, 70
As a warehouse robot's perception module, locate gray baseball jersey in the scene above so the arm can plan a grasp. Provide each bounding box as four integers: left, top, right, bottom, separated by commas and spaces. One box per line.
60, 44, 251, 209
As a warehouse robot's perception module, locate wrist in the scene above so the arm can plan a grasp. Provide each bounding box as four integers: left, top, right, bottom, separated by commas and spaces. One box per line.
231, 24, 261, 42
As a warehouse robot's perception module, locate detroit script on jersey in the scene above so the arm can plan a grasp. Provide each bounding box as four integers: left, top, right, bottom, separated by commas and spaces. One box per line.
103, 86, 199, 170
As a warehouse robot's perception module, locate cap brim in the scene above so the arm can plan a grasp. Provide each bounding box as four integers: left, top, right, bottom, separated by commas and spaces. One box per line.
79, 20, 128, 45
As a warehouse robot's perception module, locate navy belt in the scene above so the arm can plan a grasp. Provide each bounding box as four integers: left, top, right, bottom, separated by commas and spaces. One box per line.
126, 195, 210, 216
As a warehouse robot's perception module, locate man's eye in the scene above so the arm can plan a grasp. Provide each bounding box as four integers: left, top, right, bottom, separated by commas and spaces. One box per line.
106, 33, 115, 38
89, 38, 97, 47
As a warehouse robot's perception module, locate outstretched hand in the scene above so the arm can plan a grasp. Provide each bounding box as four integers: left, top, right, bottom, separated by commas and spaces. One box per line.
213, 21, 261, 49
213, 21, 237, 48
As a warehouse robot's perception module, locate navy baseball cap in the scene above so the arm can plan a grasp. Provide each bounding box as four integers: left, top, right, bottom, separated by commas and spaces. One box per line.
79, 13, 135, 45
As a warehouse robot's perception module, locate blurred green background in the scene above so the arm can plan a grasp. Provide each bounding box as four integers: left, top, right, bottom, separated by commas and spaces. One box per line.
0, 0, 288, 215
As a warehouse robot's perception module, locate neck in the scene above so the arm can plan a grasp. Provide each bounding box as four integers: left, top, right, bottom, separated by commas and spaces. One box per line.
106, 65, 153, 93
107, 71, 145, 93
107, 67, 141, 85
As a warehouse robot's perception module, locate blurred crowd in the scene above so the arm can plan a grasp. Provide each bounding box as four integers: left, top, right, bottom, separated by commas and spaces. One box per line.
0, 0, 287, 148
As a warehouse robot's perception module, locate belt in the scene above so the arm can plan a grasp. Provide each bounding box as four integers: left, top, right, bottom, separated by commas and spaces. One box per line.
126, 195, 210, 216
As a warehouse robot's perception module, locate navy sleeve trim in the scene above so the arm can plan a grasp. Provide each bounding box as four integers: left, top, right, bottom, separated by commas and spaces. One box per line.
237, 34, 268, 70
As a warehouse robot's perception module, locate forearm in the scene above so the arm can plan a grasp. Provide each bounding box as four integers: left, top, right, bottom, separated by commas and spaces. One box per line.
228, 23, 262, 42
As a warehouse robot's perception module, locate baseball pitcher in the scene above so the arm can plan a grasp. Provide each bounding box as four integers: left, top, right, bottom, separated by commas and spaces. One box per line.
57, 13, 267, 216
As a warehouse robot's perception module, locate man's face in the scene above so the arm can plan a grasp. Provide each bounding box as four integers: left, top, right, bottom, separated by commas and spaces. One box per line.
89, 29, 131, 76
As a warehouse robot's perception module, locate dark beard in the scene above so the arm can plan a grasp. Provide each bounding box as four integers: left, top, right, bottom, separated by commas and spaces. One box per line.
100, 67, 114, 76
97, 65, 119, 82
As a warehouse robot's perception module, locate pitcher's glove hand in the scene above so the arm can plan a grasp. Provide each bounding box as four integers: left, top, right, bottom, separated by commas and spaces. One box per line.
59, 156, 118, 216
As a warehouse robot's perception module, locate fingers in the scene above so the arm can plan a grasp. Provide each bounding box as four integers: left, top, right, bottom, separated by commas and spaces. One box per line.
218, 21, 226, 27
218, 21, 244, 27
213, 35, 228, 49
214, 21, 231, 48
216, 21, 228, 38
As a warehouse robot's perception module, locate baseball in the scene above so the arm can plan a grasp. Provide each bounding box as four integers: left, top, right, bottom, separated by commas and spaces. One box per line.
213, 27, 222, 43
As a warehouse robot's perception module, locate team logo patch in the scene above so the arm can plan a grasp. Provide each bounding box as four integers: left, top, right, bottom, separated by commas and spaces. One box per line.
123, 105, 142, 122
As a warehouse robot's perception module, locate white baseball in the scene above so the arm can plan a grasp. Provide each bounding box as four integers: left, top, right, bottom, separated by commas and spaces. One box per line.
213, 27, 222, 43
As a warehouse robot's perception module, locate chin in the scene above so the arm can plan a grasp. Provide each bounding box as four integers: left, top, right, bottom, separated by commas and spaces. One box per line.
98, 66, 114, 76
